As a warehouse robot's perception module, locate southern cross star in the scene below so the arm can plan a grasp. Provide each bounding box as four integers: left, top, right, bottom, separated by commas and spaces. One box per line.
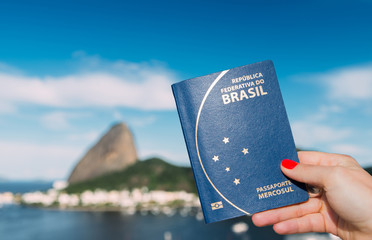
222, 137, 229, 144
225, 167, 230, 172
212, 155, 219, 162
233, 178, 240, 185
242, 148, 249, 155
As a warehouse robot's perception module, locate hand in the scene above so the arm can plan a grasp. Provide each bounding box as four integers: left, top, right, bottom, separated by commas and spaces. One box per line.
252, 151, 372, 240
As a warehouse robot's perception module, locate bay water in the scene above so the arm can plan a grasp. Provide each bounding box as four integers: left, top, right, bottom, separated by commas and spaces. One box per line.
0, 182, 330, 240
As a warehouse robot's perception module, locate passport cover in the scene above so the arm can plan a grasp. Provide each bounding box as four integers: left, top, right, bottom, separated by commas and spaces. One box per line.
171, 60, 309, 223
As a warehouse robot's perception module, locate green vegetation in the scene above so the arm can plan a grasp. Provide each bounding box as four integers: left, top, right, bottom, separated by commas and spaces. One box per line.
65, 158, 197, 194
63, 155, 372, 195
365, 167, 372, 176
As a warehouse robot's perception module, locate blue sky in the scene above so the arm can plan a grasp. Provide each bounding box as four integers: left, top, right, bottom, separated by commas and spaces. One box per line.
0, 0, 371, 180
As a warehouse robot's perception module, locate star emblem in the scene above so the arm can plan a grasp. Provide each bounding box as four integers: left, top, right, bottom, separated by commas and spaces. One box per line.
242, 148, 249, 155
212, 155, 219, 162
225, 167, 230, 172
222, 137, 229, 144
233, 178, 240, 185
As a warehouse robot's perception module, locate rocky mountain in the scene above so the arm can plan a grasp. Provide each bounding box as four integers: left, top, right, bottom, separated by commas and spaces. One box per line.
68, 123, 138, 184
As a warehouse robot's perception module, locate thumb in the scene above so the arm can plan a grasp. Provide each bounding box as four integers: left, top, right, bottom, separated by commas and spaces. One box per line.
281, 159, 330, 188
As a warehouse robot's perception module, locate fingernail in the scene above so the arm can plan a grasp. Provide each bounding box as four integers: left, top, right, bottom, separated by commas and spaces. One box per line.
282, 159, 298, 169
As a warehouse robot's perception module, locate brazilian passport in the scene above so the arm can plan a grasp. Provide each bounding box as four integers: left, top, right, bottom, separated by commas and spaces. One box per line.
171, 60, 309, 223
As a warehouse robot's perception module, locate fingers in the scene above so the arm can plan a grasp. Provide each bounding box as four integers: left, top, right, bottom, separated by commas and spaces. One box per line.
273, 213, 327, 235
281, 159, 331, 188
298, 151, 359, 168
297, 151, 336, 166
252, 198, 322, 227
306, 184, 323, 198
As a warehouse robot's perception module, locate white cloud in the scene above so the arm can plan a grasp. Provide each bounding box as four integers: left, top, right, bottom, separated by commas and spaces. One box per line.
291, 121, 372, 166
0, 62, 23, 75
41, 111, 91, 130
289, 63, 372, 166
304, 104, 343, 122
113, 110, 157, 127
315, 63, 372, 102
113, 110, 124, 121
292, 121, 352, 147
41, 112, 71, 130
329, 144, 370, 156
0, 57, 178, 111
0, 140, 82, 180
67, 131, 100, 142
329, 144, 372, 167
0, 102, 16, 114
128, 115, 157, 127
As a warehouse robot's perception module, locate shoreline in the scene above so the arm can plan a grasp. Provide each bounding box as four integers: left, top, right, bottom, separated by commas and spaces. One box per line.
2, 189, 201, 217
19, 203, 201, 213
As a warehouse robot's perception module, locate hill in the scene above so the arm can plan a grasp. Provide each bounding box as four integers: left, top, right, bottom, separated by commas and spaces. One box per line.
65, 158, 197, 194
68, 123, 138, 184
64, 157, 372, 195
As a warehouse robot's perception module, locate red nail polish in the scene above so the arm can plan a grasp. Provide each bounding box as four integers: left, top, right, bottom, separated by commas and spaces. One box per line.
282, 159, 298, 169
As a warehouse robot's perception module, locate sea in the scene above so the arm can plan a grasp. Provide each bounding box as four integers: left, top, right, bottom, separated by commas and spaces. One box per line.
0, 182, 333, 240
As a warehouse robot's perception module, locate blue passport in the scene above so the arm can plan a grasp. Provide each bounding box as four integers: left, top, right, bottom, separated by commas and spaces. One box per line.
171, 60, 309, 223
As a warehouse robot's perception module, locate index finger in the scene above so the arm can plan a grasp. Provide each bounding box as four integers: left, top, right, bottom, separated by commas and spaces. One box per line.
297, 151, 356, 167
